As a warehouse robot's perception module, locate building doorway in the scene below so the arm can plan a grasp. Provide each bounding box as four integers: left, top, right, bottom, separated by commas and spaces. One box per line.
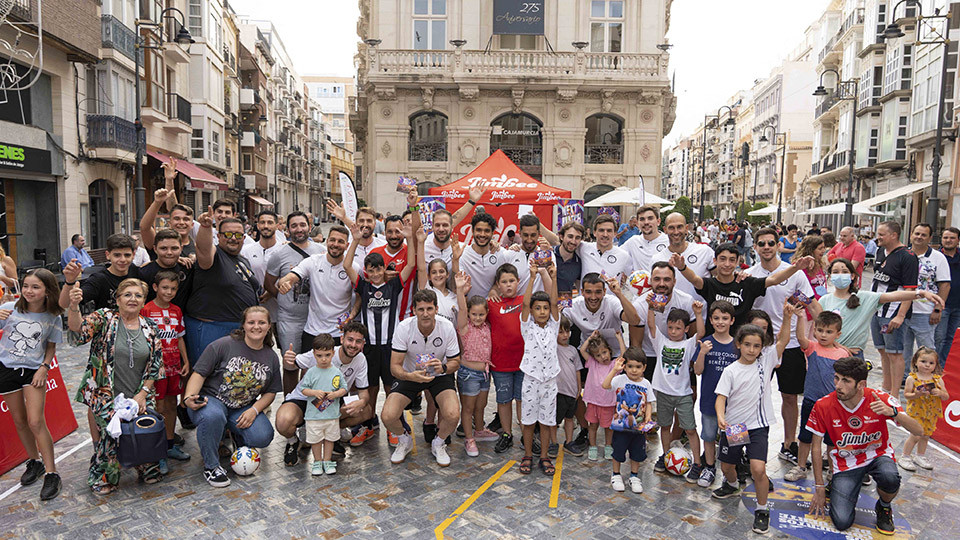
89, 179, 116, 249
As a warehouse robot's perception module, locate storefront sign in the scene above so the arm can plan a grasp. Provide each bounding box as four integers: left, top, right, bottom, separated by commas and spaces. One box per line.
493, 0, 544, 35
0, 142, 51, 174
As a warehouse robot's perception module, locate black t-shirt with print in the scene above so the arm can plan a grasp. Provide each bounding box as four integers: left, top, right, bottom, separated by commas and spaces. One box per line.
696, 275, 767, 334
186, 248, 260, 322
80, 265, 141, 311
139, 260, 193, 308
871, 245, 919, 318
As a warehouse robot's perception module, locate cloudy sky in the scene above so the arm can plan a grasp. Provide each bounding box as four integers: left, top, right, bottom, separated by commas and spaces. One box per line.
230, 0, 829, 141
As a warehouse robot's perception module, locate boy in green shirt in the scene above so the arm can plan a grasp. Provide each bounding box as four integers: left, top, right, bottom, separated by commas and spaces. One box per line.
299, 334, 348, 475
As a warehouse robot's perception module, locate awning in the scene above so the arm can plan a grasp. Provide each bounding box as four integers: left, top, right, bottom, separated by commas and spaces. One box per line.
861, 179, 950, 208
248, 194, 274, 207
800, 202, 886, 217
147, 150, 229, 191
583, 187, 672, 207
747, 205, 784, 216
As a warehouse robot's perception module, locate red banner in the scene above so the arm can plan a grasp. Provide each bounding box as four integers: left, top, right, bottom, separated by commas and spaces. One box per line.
933, 329, 960, 453
450, 202, 553, 246
0, 356, 79, 475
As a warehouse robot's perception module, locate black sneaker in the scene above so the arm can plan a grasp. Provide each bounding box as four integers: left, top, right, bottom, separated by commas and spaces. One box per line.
456, 423, 465, 438
563, 441, 584, 457
39, 473, 61, 501
283, 441, 300, 466
686, 463, 703, 484
778, 443, 799, 465
574, 428, 589, 447
487, 414, 502, 433
875, 500, 895, 535
653, 454, 667, 473
204, 466, 231, 488
752, 508, 770, 534
172, 433, 185, 447
494, 433, 514, 453
177, 405, 196, 430
423, 422, 438, 445
711, 481, 743, 499
332, 441, 346, 457
20, 459, 44, 486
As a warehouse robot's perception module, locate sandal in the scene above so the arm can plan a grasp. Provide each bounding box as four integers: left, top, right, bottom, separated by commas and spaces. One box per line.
143, 475, 162, 485
91, 484, 115, 496
539, 458, 555, 475
519, 456, 533, 475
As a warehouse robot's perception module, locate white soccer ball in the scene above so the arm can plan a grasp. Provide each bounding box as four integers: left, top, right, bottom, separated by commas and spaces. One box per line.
665, 446, 692, 476
230, 446, 261, 476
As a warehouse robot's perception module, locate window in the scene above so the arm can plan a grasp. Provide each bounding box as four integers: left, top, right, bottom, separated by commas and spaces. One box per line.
499, 35, 538, 50
188, 0, 202, 38
225, 148, 232, 168
146, 50, 165, 112
191, 128, 204, 159
590, 1, 623, 53
491, 113, 543, 176
409, 111, 448, 161
255, 156, 267, 174
242, 152, 253, 171
211, 129, 220, 162
584, 114, 624, 164
413, 0, 446, 50
911, 42, 954, 136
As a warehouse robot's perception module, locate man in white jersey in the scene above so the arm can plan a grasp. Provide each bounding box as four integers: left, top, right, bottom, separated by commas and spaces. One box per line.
456, 210, 523, 297
326, 200, 387, 261
651, 213, 714, 307
630, 261, 694, 381
621, 205, 670, 275
566, 272, 640, 357
240, 209, 282, 321
574, 214, 633, 281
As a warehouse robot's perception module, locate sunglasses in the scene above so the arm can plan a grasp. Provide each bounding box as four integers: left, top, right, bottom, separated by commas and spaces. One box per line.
220, 231, 244, 240
756, 240, 777, 247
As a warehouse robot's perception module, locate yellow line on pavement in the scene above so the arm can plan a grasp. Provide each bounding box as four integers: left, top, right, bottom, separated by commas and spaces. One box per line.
406, 411, 417, 455
434, 460, 516, 540
548, 446, 564, 508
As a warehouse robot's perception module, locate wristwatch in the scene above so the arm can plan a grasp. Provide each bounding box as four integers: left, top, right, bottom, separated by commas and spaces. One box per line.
889, 408, 898, 419
467, 199, 477, 206
440, 363, 447, 374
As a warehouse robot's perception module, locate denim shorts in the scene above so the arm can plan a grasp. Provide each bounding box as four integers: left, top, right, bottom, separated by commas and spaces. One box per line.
457, 366, 490, 397
491, 370, 524, 404
870, 315, 905, 354
700, 413, 719, 443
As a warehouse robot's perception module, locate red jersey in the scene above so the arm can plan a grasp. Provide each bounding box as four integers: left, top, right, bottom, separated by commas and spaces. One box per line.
141, 301, 186, 373
486, 295, 524, 372
371, 243, 415, 321
806, 387, 904, 473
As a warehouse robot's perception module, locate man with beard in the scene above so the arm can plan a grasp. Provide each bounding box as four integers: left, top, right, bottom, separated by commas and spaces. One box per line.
651, 213, 716, 307
621, 205, 670, 275
554, 222, 585, 294
456, 211, 523, 297
183, 210, 261, 364
274, 323, 373, 465
241, 210, 282, 323
571, 214, 632, 281
746, 227, 822, 466
419, 184, 485, 269
140, 228, 192, 308
140, 160, 196, 260
504, 213, 551, 293
567, 272, 640, 357
277, 226, 360, 349
630, 262, 694, 381
265, 212, 326, 393
327, 201, 386, 261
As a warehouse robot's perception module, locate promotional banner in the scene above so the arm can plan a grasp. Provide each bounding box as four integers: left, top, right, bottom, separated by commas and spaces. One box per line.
338, 171, 358, 222
637, 175, 646, 206
598, 206, 620, 224
933, 328, 960, 453
492, 0, 544, 35
555, 199, 584, 231
418, 196, 446, 234
0, 355, 79, 475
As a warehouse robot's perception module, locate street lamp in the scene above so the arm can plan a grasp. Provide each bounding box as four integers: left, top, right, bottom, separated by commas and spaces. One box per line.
760, 125, 787, 225
134, 8, 194, 224
700, 105, 737, 221
813, 68, 859, 229
884, 0, 951, 237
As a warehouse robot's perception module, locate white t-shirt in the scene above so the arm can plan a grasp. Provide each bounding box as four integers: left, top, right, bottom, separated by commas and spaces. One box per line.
352, 236, 387, 264
651, 243, 715, 306
241, 240, 282, 320
427, 284, 458, 324
622, 232, 670, 275
459, 245, 519, 297
520, 314, 561, 382
610, 374, 656, 410
914, 247, 951, 315
746, 260, 813, 349
577, 242, 632, 281
567, 294, 626, 356
288, 346, 369, 401
707, 224, 719, 242
714, 346, 781, 430
651, 333, 699, 396
423, 233, 453, 268
634, 288, 694, 356
292, 254, 361, 337
391, 316, 461, 373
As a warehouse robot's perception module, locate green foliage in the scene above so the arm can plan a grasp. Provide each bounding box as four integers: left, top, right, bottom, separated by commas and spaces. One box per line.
668, 196, 693, 223
702, 205, 715, 220
749, 202, 771, 226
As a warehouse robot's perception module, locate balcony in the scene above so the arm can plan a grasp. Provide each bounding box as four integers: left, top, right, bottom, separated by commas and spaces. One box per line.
161, 20, 191, 64
811, 151, 849, 181
241, 130, 261, 147
101, 15, 142, 65
585, 144, 624, 165
162, 93, 192, 133
240, 88, 260, 109
409, 141, 447, 162
815, 95, 841, 121
817, 35, 840, 65
86, 114, 144, 162
493, 145, 542, 176
837, 8, 864, 42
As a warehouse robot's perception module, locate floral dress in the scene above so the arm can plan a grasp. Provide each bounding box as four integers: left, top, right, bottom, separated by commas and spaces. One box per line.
72, 308, 164, 489
905, 373, 944, 436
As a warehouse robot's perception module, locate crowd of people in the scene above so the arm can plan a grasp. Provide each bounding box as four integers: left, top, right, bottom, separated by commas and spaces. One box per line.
2, 171, 958, 535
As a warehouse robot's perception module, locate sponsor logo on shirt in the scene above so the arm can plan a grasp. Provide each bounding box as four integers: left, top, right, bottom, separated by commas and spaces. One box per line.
607, 254, 617, 264
848, 416, 862, 429
837, 430, 882, 447
433, 337, 443, 347
338, 270, 347, 280
715, 291, 744, 306
688, 254, 698, 264
499, 304, 522, 314
656, 244, 666, 252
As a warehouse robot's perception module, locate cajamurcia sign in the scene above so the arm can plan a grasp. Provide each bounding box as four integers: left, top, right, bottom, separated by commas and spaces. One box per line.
493, 0, 545, 35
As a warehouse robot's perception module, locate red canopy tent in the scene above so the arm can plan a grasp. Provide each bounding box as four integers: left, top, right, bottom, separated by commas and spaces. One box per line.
429, 150, 572, 243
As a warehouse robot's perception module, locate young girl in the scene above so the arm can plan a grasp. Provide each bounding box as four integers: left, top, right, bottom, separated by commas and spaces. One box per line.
580, 329, 626, 461
454, 271, 498, 456
0, 269, 64, 500
794, 235, 828, 301
417, 228, 460, 324
899, 347, 949, 472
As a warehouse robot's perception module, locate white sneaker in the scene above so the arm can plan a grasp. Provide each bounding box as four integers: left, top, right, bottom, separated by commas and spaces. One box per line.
629, 476, 643, 494
913, 455, 933, 470
340, 428, 353, 442
432, 437, 451, 467
898, 455, 917, 471
611, 474, 625, 492
784, 465, 809, 482
297, 424, 307, 444
391, 433, 413, 464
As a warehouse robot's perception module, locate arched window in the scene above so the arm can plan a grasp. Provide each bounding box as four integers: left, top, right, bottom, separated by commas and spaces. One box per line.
490, 112, 543, 178
583, 184, 615, 226
409, 111, 448, 161
584, 114, 624, 164
417, 181, 440, 196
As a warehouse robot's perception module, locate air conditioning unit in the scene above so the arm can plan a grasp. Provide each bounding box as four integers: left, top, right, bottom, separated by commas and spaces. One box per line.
87, 150, 97, 159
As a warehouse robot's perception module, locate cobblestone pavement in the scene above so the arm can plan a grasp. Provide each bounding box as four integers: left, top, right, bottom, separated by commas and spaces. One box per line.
3, 295, 960, 537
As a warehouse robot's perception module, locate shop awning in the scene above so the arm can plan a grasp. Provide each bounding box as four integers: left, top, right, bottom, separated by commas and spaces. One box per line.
248, 194, 273, 207
800, 202, 886, 217
747, 205, 784, 216
147, 151, 229, 191
860, 179, 950, 208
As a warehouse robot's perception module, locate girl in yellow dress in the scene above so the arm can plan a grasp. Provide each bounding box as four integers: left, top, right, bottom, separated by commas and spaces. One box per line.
899, 347, 949, 472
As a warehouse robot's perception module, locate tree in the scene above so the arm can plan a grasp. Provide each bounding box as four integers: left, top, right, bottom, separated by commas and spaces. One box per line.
668, 196, 693, 223
702, 205, 715, 221
748, 202, 771, 227
736, 201, 752, 222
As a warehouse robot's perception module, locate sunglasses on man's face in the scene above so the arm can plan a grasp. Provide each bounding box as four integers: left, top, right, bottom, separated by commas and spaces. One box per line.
756, 240, 777, 247
220, 231, 244, 240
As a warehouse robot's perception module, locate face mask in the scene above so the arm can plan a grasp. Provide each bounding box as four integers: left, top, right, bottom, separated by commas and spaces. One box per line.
831, 274, 852, 289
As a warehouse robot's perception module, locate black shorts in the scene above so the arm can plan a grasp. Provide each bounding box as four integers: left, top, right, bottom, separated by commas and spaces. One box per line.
611, 430, 647, 463
364, 344, 394, 388
718, 426, 769, 465
775, 347, 806, 395
301, 331, 341, 354
799, 398, 833, 446
556, 393, 578, 424
391, 374, 456, 402
0, 364, 37, 394
644, 356, 656, 383
282, 397, 308, 416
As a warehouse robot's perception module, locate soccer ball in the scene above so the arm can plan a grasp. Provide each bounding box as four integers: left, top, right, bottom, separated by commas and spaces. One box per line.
628, 270, 650, 295
664, 446, 692, 476
230, 446, 261, 476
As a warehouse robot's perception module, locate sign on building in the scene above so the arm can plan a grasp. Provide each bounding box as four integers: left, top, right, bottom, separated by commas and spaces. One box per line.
493, 0, 545, 35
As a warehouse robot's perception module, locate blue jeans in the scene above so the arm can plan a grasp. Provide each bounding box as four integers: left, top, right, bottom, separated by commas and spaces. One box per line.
903, 313, 936, 372
184, 317, 240, 366
829, 456, 900, 531
187, 395, 275, 469
935, 306, 960, 366
491, 370, 524, 404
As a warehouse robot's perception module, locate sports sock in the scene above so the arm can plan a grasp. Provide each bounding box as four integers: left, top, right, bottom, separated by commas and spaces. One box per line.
878, 499, 891, 508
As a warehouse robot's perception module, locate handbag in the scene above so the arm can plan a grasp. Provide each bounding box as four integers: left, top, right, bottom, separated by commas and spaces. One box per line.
117, 408, 167, 468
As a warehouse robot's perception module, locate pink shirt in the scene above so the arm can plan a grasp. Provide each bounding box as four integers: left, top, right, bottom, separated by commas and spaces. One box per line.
460, 322, 492, 371
827, 241, 867, 285
583, 355, 617, 407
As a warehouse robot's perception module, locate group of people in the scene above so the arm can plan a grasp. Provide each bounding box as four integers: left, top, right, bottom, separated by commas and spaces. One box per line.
3, 168, 958, 534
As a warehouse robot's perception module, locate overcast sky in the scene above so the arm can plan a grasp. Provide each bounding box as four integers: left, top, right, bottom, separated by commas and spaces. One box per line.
230, 0, 828, 142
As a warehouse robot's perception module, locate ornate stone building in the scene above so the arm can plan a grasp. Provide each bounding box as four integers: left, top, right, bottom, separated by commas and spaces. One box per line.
352, 0, 676, 215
